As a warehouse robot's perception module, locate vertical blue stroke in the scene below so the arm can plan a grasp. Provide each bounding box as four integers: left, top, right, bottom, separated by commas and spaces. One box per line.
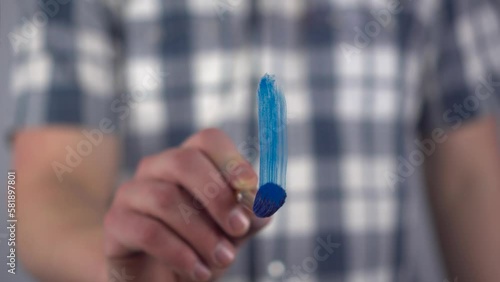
253, 74, 287, 218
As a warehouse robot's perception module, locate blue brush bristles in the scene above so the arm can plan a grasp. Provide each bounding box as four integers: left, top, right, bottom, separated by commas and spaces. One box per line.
253, 74, 288, 218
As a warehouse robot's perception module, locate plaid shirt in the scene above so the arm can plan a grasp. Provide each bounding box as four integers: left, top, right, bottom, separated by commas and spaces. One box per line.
10, 0, 500, 281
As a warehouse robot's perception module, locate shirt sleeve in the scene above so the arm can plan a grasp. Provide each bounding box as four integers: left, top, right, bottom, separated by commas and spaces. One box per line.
419, 0, 500, 134
9, 0, 123, 138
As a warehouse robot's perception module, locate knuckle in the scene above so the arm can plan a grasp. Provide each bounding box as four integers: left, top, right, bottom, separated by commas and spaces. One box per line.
149, 184, 178, 209
114, 181, 136, 204
173, 147, 201, 166
197, 128, 225, 143
135, 221, 161, 247
137, 156, 154, 175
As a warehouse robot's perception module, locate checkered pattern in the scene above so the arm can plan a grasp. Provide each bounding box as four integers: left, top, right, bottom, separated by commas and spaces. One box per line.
9, 0, 500, 281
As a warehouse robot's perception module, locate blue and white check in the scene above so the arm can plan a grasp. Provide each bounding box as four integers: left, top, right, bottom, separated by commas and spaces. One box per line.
9, 0, 500, 281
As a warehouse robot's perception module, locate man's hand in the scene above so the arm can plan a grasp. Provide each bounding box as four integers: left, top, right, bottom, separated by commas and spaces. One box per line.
103, 128, 270, 281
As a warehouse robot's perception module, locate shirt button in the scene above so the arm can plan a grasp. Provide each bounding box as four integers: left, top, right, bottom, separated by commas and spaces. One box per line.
267, 260, 285, 278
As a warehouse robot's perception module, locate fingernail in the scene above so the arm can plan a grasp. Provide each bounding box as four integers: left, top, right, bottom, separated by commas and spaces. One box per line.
192, 262, 212, 281
214, 241, 235, 266
232, 167, 258, 190
228, 207, 251, 235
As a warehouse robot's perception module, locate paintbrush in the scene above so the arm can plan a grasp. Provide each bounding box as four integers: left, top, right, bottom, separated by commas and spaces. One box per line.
251, 74, 288, 218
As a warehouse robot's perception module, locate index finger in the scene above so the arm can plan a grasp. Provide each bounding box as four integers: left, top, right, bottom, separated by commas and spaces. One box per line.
182, 128, 258, 192
182, 128, 271, 235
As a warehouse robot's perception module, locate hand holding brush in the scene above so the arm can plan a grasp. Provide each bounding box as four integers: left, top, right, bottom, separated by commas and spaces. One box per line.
103, 129, 270, 282
103, 74, 285, 282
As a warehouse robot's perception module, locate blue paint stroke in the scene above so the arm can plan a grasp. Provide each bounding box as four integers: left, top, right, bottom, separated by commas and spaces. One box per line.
253, 74, 287, 218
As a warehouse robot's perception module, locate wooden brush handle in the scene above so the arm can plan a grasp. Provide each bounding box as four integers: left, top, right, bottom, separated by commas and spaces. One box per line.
238, 190, 256, 211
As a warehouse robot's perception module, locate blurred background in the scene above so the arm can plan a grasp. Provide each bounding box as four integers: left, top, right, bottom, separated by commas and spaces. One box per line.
0, 1, 35, 281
